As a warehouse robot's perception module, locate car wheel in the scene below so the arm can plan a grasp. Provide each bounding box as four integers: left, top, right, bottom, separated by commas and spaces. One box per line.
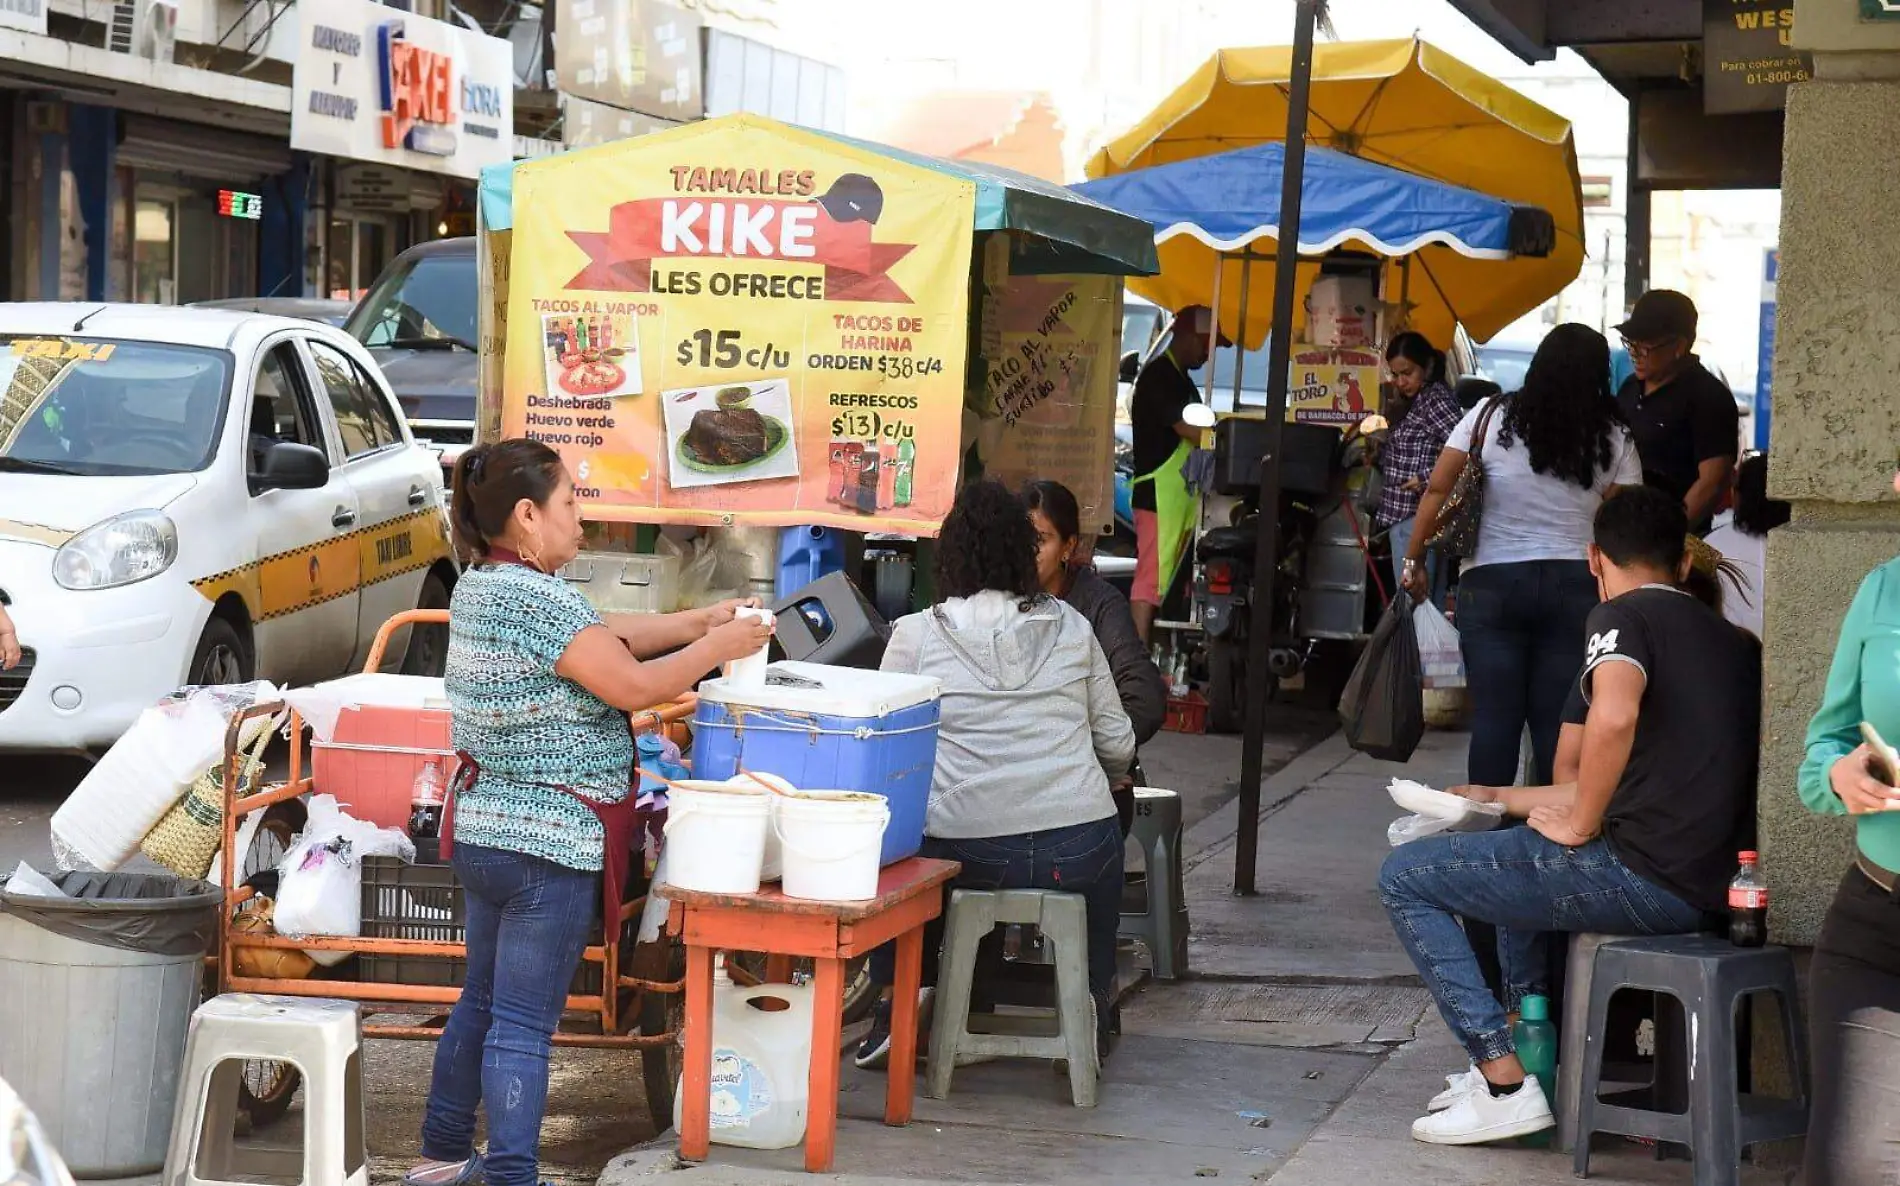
400, 573, 451, 677
190, 618, 253, 686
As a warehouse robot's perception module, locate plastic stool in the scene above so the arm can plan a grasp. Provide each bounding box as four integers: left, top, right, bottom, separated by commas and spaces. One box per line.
164, 995, 368, 1186
927, 889, 1098, 1107
1572, 935, 1808, 1186
1118, 787, 1189, 980
1556, 932, 1620, 1154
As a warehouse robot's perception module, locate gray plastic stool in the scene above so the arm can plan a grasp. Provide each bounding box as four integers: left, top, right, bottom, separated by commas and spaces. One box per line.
1572, 934, 1808, 1186
926, 889, 1098, 1107
1118, 787, 1189, 980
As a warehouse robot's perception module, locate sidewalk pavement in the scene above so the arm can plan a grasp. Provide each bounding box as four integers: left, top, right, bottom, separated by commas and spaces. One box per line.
601, 726, 1799, 1185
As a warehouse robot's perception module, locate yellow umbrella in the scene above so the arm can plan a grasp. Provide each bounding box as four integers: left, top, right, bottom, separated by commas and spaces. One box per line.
1085, 38, 1584, 348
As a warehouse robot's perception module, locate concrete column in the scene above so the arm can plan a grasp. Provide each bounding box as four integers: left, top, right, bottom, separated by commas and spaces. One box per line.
1762, 0, 1900, 943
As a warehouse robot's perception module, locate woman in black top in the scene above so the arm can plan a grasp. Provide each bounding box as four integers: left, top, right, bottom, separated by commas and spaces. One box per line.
1023, 480, 1167, 833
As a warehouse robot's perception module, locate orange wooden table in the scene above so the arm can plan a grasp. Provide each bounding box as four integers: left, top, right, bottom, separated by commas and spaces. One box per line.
665, 857, 960, 1172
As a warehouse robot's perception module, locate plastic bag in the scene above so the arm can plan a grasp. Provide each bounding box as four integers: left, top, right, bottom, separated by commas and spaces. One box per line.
1414, 602, 1465, 689
669, 530, 752, 609
1338, 597, 1425, 761
273, 794, 414, 964
51, 681, 279, 872
1385, 778, 1505, 846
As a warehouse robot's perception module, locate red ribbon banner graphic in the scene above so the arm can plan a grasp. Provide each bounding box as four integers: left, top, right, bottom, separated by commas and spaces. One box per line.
565, 198, 918, 303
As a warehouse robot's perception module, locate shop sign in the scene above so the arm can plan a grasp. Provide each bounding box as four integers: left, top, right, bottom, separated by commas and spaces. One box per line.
501, 116, 976, 534
554, 0, 703, 122
335, 163, 409, 212
1756, 248, 1776, 451
0, 0, 46, 36
1287, 347, 1383, 425
291, 0, 513, 180
1703, 0, 1812, 115
1862, 0, 1900, 20
217, 190, 264, 220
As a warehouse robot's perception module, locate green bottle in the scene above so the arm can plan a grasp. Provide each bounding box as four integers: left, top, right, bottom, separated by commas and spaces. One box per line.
894, 436, 915, 508
1512, 994, 1557, 1148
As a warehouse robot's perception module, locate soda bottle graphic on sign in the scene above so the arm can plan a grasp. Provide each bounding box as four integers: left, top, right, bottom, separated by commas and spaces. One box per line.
828, 443, 849, 505
837, 443, 862, 504
1728, 851, 1767, 947
894, 437, 915, 508
878, 446, 898, 510
857, 441, 881, 514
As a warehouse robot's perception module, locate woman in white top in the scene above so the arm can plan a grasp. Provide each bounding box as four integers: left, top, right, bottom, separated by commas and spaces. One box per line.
1402, 323, 1642, 789
1703, 452, 1788, 639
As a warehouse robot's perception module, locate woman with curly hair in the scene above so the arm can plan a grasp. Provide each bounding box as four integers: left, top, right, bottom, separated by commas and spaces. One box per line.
855, 478, 1136, 1071
1402, 323, 1641, 790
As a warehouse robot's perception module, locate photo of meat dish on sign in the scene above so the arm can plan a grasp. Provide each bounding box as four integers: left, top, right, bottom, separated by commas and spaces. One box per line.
542, 311, 644, 399
661, 378, 800, 489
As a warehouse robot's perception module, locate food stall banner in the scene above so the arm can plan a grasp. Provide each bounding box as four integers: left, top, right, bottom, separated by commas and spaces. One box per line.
502, 115, 976, 532
1286, 345, 1383, 425
971, 263, 1120, 536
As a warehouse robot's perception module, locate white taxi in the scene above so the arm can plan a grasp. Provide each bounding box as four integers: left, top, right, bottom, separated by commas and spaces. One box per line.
0, 304, 457, 755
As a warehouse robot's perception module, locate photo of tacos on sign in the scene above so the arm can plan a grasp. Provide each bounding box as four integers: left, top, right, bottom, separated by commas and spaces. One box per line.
542, 311, 643, 398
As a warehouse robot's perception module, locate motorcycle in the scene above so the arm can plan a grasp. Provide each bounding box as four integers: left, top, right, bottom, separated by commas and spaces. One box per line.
1193, 413, 1386, 732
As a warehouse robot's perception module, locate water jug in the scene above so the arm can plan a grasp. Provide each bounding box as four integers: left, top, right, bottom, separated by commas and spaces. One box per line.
673, 958, 815, 1148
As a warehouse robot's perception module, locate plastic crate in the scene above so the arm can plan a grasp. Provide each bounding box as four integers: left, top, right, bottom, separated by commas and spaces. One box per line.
311, 705, 457, 831
357, 857, 603, 992
1163, 692, 1209, 734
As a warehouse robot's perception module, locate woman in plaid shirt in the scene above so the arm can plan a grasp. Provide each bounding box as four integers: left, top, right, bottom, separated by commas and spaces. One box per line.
1377, 332, 1464, 604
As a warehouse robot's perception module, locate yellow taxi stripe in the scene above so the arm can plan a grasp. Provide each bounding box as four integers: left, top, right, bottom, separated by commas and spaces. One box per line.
192, 509, 453, 624
0, 518, 76, 547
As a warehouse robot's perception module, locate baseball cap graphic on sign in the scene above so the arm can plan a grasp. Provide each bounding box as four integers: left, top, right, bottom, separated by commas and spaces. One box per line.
1614, 289, 1698, 342
817, 174, 884, 225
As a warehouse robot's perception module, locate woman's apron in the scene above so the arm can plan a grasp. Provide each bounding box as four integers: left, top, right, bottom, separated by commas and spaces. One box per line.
1131, 438, 1198, 601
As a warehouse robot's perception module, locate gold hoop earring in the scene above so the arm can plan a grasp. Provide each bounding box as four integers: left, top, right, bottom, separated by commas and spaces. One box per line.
519, 525, 547, 573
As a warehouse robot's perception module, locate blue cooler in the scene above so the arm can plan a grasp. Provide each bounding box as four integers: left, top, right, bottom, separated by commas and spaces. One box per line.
692, 661, 941, 866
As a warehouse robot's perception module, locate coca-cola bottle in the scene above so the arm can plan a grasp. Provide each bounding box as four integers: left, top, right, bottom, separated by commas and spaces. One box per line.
1728, 851, 1767, 948
409, 760, 446, 862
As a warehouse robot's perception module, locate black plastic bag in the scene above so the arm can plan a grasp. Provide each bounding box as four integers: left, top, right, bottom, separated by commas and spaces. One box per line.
0, 870, 220, 956
1338, 596, 1425, 762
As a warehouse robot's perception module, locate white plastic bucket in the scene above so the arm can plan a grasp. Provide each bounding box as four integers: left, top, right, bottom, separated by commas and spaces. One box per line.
774, 791, 891, 902
663, 781, 772, 894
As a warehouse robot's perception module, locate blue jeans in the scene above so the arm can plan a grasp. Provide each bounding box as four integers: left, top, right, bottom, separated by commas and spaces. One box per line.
420, 844, 597, 1186
1386, 515, 1449, 609
1456, 560, 1598, 787
871, 816, 1125, 1017
1379, 826, 1705, 1065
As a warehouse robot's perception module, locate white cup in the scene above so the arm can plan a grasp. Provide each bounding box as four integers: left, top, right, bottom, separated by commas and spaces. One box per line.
725, 607, 774, 687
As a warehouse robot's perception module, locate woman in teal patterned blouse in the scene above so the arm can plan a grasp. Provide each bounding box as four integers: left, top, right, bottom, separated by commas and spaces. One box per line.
409, 438, 770, 1186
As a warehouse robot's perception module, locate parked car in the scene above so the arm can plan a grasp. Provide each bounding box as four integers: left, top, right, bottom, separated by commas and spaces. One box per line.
345, 238, 479, 479
192, 297, 354, 327
0, 304, 457, 755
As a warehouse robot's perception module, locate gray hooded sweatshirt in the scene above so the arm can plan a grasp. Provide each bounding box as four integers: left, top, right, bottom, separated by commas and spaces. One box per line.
880, 590, 1135, 840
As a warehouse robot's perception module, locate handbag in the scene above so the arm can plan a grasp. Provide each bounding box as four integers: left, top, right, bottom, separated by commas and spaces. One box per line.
140, 722, 276, 879
1425, 396, 1505, 558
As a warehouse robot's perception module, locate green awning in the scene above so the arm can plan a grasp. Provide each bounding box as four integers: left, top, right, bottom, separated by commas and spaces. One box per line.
478, 121, 1157, 277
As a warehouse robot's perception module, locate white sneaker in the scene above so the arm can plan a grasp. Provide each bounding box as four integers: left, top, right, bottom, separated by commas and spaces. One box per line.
1427, 1065, 1485, 1113
1411, 1075, 1555, 1145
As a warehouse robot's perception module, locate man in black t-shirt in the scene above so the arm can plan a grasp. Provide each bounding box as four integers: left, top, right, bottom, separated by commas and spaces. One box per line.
1127, 305, 1219, 640
1613, 290, 1738, 535
1378, 486, 1760, 1147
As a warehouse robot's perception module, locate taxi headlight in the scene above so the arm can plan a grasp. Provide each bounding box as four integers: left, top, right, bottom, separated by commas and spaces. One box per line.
53, 510, 178, 590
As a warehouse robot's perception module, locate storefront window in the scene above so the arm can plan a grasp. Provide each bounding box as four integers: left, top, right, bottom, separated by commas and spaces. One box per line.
134, 199, 175, 304
329, 216, 398, 300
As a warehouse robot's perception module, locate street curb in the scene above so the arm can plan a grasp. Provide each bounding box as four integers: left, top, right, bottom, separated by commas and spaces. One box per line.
1180, 727, 1354, 874
600, 1141, 998, 1186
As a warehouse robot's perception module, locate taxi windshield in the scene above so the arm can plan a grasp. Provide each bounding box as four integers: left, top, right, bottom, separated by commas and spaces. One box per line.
0, 336, 233, 477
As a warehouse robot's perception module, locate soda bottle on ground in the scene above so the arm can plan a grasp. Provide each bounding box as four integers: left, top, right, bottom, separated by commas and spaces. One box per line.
1728, 850, 1768, 947
1511, 994, 1557, 1148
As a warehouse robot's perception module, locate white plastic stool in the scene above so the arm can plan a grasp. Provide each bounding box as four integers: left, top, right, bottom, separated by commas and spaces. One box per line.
164, 995, 367, 1186
927, 889, 1098, 1107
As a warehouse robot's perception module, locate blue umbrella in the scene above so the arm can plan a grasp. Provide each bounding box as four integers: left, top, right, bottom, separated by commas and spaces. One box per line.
1070, 141, 1554, 346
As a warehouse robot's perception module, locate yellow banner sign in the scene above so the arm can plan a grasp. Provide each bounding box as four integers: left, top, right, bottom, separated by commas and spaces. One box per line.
502, 114, 977, 533
1287, 345, 1383, 425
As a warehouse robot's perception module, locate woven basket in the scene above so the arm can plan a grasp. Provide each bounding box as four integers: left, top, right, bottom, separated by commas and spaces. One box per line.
141, 726, 273, 879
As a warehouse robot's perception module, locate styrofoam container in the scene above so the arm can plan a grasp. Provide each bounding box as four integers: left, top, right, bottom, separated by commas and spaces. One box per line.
775, 791, 890, 902
694, 663, 939, 866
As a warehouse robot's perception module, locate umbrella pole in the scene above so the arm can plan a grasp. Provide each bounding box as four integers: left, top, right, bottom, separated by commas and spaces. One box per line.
1234, 0, 1321, 897
1203, 252, 1225, 406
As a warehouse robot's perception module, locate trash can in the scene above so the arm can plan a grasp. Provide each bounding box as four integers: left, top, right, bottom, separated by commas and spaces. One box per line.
0, 869, 221, 1178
